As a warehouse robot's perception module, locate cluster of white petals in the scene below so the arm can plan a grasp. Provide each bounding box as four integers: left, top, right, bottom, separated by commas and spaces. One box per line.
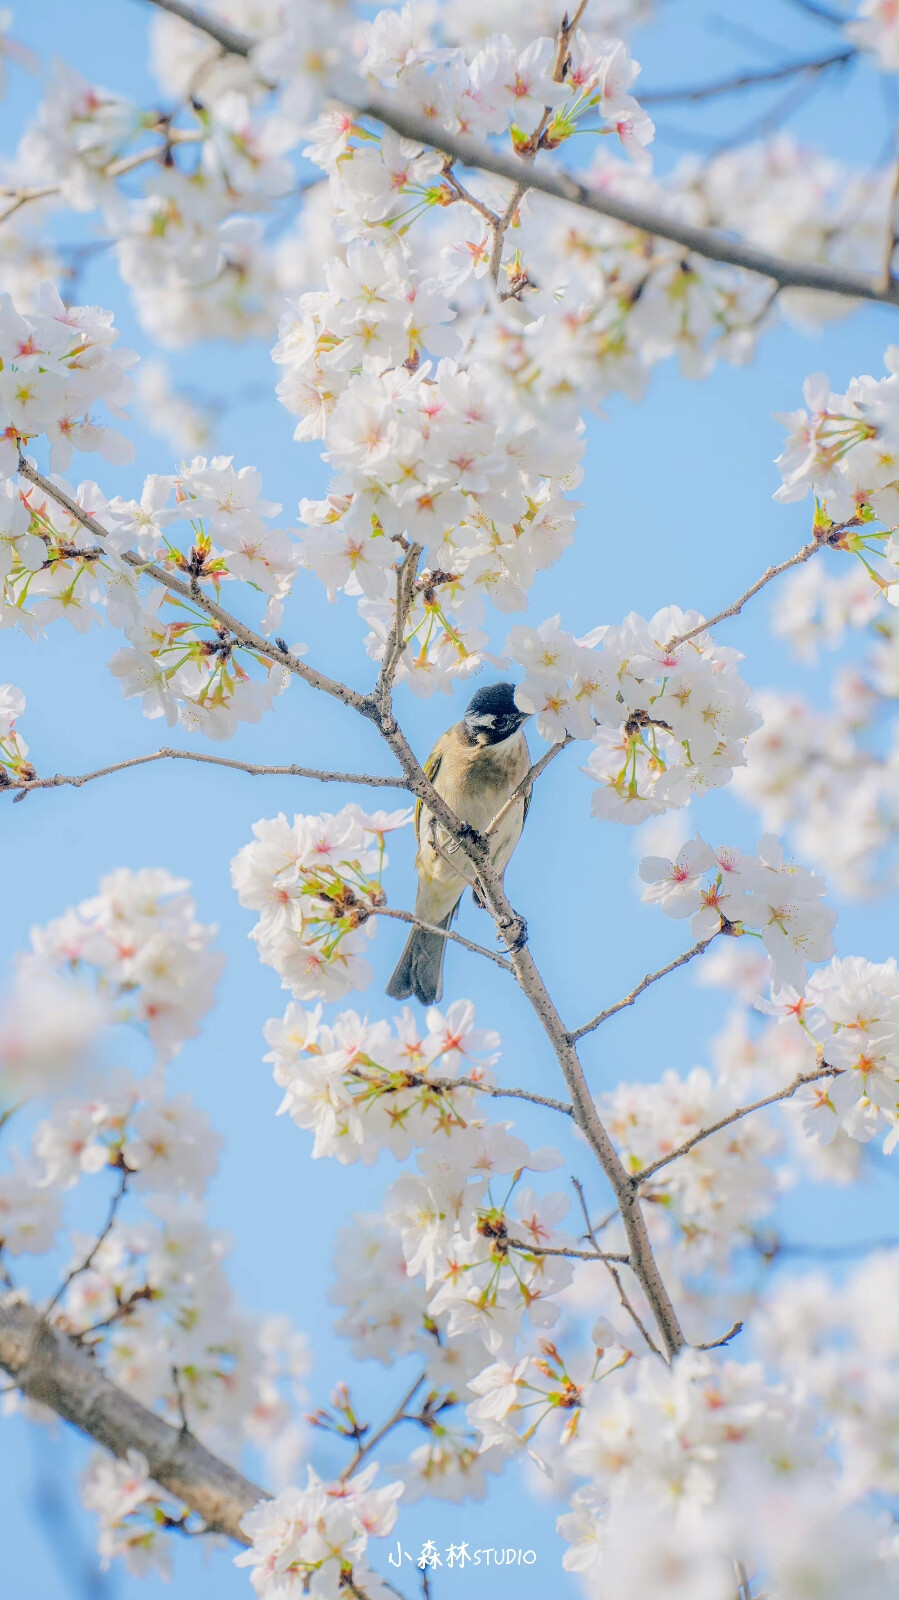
639, 831, 837, 989
558, 1349, 897, 1600
264, 997, 498, 1161
28, 865, 223, 1060
0, 869, 310, 1527
82, 1449, 177, 1580
0, 285, 134, 478
237, 1465, 402, 1600
508, 609, 761, 823
774, 348, 899, 600
232, 804, 413, 1000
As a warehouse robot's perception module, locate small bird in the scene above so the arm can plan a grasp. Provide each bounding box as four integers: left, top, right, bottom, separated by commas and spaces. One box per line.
386, 681, 531, 1006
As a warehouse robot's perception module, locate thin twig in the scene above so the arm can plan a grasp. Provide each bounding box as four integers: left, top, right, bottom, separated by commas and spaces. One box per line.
6, 747, 409, 797
752, 1233, 899, 1261
695, 1320, 744, 1350
665, 537, 831, 650
485, 736, 572, 837
441, 164, 499, 225
340, 1374, 425, 1480
375, 543, 422, 719
570, 932, 720, 1042
640, 48, 855, 105
633, 1066, 839, 1183
0, 128, 202, 227
780, 0, 849, 23
372, 907, 514, 973
406, 1072, 574, 1116
171, 1365, 192, 1436
506, 1237, 630, 1263
572, 1179, 663, 1358
41, 1169, 129, 1325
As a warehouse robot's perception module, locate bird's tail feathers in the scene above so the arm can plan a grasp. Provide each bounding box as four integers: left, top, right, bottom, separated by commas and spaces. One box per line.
386, 907, 457, 1006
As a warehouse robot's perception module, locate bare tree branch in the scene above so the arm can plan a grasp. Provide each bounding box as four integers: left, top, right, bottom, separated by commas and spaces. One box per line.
136, 0, 899, 309
340, 1373, 425, 1480
0, 1294, 265, 1542
42, 1169, 129, 1324
485, 736, 572, 838
17, 461, 375, 721
695, 1320, 744, 1350
374, 543, 422, 720
420, 1074, 574, 1116
506, 1237, 630, 1263
633, 1065, 839, 1183
664, 530, 858, 650
372, 906, 515, 973
570, 931, 721, 1043
6, 748, 412, 799
571, 1178, 664, 1358
370, 719, 689, 1358
640, 48, 855, 104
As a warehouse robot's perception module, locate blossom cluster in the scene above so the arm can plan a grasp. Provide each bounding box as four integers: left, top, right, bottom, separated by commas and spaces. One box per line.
774, 348, 899, 602
0, 870, 310, 1554
263, 994, 572, 1360
231, 804, 412, 1000
557, 1348, 897, 1600
279, 320, 585, 691
600, 1065, 779, 1265
0, 283, 134, 477
27, 865, 223, 1061
733, 678, 899, 899
0, 681, 32, 786
264, 997, 499, 1164
82, 1449, 183, 1581
2, 448, 297, 735
237, 1466, 402, 1600
507, 608, 760, 823
639, 831, 837, 990
758, 1247, 899, 1504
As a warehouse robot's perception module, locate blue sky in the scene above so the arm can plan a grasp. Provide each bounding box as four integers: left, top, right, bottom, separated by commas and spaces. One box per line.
1, 2, 898, 1597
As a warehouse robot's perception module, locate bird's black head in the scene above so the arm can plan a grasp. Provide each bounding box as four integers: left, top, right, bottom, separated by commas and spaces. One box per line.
461, 682, 529, 747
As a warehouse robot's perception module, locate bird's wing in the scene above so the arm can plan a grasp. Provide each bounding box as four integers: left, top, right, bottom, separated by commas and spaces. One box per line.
522, 785, 532, 830
414, 743, 444, 842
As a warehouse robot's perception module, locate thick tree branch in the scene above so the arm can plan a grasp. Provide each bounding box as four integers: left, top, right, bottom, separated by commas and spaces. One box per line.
137, 0, 899, 309
633, 1065, 839, 1183
571, 932, 720, 1043
6, 748, 411, 799
0, 1294, 265, 1542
